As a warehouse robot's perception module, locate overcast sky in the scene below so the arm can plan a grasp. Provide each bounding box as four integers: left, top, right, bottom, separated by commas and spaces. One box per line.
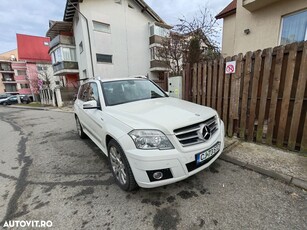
0, 0, 229, 54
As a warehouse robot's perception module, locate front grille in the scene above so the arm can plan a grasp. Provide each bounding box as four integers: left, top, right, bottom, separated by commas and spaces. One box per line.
173, 116, 218, 147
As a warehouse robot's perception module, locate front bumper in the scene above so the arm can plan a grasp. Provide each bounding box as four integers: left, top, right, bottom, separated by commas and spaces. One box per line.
120, 121, 225, 188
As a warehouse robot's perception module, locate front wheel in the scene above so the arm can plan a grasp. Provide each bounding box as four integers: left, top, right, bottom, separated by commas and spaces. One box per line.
75, 116, 87, 139
108, 140, 138, 191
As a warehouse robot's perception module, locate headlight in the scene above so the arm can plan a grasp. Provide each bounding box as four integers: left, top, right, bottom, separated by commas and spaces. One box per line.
128, 130, 174, 150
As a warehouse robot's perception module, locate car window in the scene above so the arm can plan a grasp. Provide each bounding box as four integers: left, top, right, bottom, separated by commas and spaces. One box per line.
78, 82, 100, 103
101, 79, 166, 106
87, 83, 99, 102
78, 83, 88, 101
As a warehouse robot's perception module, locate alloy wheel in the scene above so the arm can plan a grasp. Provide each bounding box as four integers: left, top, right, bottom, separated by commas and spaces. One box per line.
109, 146, 127, 185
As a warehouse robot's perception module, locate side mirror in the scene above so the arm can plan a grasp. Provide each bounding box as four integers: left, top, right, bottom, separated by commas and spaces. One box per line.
83, 100, 101, 109
165, 91, 170, 96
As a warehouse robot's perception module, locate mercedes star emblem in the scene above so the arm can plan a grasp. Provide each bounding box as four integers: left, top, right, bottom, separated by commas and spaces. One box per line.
202, 125, 211, 140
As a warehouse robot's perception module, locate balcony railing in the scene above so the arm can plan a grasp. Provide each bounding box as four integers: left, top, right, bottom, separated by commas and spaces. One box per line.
150, 60, 170, 69
0, 68, 14, 73
52, 61, 79, 76
149, 35, 165, 45
50, 35, 75, 50
2, 78, 16, 83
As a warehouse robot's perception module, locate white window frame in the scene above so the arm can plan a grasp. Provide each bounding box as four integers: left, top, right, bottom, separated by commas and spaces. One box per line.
279, 9, 307, 45
93, 21, 111, 34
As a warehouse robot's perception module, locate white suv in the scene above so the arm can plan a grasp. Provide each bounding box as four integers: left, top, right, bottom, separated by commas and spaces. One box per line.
74, 78, 224, 191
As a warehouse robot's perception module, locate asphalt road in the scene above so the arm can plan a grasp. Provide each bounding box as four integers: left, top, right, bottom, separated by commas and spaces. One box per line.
0, 107, 306, 230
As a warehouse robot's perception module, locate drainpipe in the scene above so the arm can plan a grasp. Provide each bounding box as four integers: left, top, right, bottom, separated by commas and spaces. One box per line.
67, 0, 95, 78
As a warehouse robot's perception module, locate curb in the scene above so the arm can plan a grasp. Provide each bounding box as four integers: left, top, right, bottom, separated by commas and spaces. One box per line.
219, 154, 307, 191
7, 105, 74, 114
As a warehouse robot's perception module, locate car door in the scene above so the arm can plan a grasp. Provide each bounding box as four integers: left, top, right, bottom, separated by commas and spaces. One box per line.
8, 96, 17, 104
75, 83, 91, 132
83, 82, 108, 150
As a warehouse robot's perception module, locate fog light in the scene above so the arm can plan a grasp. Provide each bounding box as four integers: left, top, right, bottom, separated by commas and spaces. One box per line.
153, 171, 163, 180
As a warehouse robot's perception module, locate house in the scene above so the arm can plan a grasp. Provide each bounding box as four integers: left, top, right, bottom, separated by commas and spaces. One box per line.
46, 0, 171, 87
216, 0, 307, 56
15, 34, 62, 105
0, 59, 17, 95
0, 49, 33, 97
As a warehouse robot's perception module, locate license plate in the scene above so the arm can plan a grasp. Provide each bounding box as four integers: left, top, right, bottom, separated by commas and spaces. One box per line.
196, 142, 221, 164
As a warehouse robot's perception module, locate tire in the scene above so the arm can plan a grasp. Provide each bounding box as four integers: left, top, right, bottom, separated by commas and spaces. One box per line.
75, 116, 87, 139
108, 139, 138, 191
3, 102, 7, 106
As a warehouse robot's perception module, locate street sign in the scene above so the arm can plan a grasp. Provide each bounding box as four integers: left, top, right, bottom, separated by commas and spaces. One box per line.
225, 61, 236, 74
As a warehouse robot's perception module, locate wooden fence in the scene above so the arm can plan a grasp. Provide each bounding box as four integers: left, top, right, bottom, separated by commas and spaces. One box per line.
183, 41, 307, 153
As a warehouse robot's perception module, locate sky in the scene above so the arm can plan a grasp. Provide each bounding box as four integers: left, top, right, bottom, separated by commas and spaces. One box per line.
0, 0, 230, 54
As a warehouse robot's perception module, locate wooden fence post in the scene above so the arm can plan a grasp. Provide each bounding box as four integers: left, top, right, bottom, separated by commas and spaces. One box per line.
266, 46, 285, 145
212, 59, 218, 110
288, 42, 307, 150
301, 114, 307, 153
217, 58, 224, 117
207, 61, 212, 107
197, 63, 202, 104
256, 48, 272, 143
240, 51, 252, 139
223, 57, 232, 135
228, 54, 242, 137
192, 63, 197, 103
276, 43, 298, 147
247, 50, 262, 141
202, 62, 207, 105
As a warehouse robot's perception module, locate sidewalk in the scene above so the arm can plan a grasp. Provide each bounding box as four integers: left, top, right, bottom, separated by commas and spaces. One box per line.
5, 104, 307, 190
222, 137, 307, 190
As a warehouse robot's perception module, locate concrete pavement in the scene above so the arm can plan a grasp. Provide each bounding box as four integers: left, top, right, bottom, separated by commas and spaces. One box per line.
222, 138, 307, 191
6, 104, 307, 191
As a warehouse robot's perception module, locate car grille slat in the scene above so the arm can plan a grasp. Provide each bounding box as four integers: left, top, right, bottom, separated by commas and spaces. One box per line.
173, 116, 218, 147
177, 134, 199, 141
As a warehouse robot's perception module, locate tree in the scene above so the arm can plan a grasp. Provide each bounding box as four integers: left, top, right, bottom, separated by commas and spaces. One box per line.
175, 7, 221, 63
155, 32, 186, 76
156, 7, 221, 75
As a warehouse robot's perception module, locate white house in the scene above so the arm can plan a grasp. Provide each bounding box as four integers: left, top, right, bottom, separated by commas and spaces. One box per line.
46, 0, 171, 83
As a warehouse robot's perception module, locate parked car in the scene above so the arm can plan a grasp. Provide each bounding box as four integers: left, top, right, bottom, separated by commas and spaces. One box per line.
74, 78, 225, 191
0, 94, 11, 99
0, 95, 31, 105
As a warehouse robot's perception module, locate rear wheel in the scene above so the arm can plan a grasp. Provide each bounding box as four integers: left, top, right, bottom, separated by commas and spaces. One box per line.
75, 116, 87, 139
108, 140, 138, 191
3, 102, 7, 106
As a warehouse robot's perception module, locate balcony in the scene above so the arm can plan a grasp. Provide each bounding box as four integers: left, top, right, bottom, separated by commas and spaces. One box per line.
150, 60, 170, 72
243, 0, 281, 11
49, 35, 75, 51
2, 77, 16, 84
0, 68, 14, 73
4, 86, 18, 93
52, 61, 79, 76
150, 35, 165, 45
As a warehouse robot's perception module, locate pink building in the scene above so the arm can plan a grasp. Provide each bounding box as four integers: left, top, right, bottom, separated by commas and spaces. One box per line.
16, 34, 52, 100
11, 61, 32, 95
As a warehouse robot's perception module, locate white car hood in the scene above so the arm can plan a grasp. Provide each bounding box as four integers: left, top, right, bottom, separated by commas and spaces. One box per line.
105, 97, 217, 134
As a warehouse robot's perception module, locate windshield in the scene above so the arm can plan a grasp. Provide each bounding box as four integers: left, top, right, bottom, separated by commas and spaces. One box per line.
101, 79, 167, 106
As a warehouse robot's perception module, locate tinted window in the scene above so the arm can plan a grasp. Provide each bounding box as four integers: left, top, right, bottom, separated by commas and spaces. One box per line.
101, 79, 166, 106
